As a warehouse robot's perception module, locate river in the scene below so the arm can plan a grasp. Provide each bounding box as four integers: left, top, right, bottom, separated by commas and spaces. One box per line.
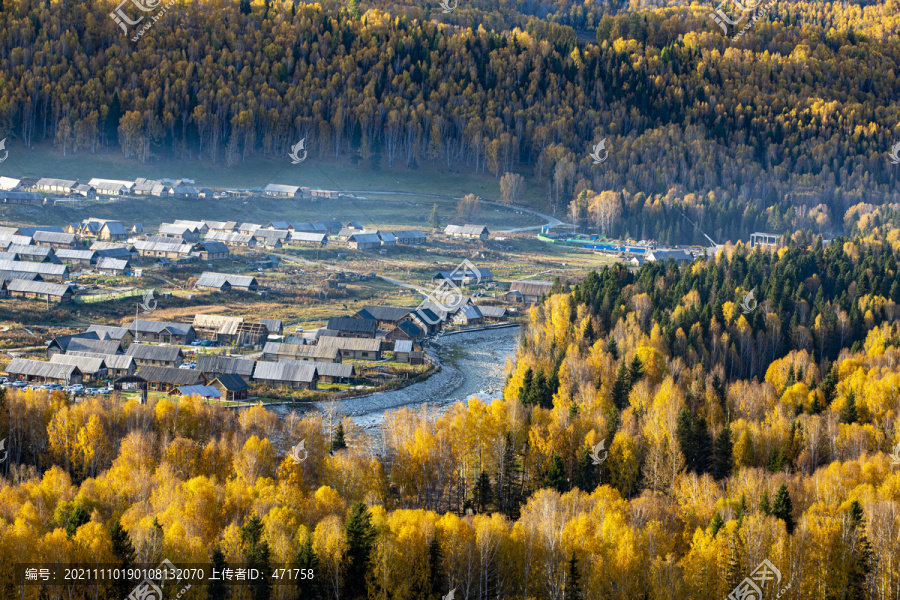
299, 326, 520, 428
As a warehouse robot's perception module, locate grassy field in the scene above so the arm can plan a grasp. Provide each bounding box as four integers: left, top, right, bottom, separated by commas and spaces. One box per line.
0, 191, 543, 232
0, 143, 554, 230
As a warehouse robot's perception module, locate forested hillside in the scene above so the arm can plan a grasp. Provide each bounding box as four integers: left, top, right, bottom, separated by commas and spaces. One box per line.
1, 237, 899, 599
2, 0, 900, 242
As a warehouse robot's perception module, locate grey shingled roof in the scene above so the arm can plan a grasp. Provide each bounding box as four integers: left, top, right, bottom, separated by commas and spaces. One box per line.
102, 221, 127, 235
33, 231, 76, 245
195, 272, 258, 289
176, 385, 221, 398
7, 244, 57, 261
0, 270, 41, 282
264, 184, 300, 194
126, 344, 184, 362
393, 340, 413, 353
5, 358, 80, 380
317, 336, 382, 352
393, 230, 426, 240
259, 319, 282, 334
198, 241, 229, 254
253, 360, 317, 383
457, 305, 483, 320
477, 305, 508, 318
263, 342, 339, 361
136, 365, 203, 385
94, 247, 135, 259
86, 325, 132, 340
290, 232, 327, 243
66, 351, 134, 370
445, 224, 489, 236
0, 259, 68, 277
393, 320, 423, 338
55, 249, 97, 262
49, 353, 107, 374
204, 232, 256, 244
509, 281, 553, 297
289, 360, 353, 379
196, 354, 256, 378
6, 279, 71, 297
36, 178, 77, 189
327, 317, 377, 334
131, 319, 194, 336
96, 258, 129, 271
208, 373, 250, 391
133, 240, 194, 254
66, 338, 123, 355
356, 305, 412, 322
349, 233, 381, 245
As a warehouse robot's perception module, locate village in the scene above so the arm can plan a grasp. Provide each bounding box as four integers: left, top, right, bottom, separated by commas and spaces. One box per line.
0, 206, 554, 404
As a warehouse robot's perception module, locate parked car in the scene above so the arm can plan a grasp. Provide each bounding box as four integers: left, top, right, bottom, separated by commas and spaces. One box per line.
190, 340, 203, 346
10, 381, 27, 388
0, 376, 8, 384
85, 388, 99, 395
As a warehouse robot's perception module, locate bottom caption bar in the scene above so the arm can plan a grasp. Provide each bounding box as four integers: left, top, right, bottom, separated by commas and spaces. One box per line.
17, 561, 314, 587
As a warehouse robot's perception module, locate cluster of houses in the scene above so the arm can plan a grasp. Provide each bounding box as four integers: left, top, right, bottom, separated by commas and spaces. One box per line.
0, 176, 213, 201
155, 218, 429, 251
0, 175, 374, 204
2, 310, 418, 394
0, 221, 145, 302
2, 273, 523, 394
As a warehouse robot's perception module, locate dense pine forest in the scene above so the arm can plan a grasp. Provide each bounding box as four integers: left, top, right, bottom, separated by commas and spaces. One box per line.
1, 238, 899, 599
1, 0, 900, 242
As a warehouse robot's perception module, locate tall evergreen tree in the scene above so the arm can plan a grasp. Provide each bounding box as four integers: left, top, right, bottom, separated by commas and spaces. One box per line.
332, 422, 347, 451
675, 409, 697, 470
473, 471, 492, 512
564, 553, 582, 600
208, 547, 230, 600
583, 319, 595, 344
712, 373, 727, 410
428, 535, 446, 598
241, 516, 272, 600
846, 501, 873, 599
840, 390, 858, 424
519, 367, 534, 405
239, 0, 251, 14
545, 453, 569, 493
611, 363, 630, 410
712, 425, 733, 480
344, 502, 375, 600
573, 445, 597, 492
693, 416, 713, 474
65, 506, 90, 538
708, 513, 724, 537
820, 365, 837, 407
725, 535, 742, 593
606, 337, 619, 360
771, 484, 795, 534
759, 491, 771, 516
110, 520, 136, 600
427, 203, 441, 229
295, 535, 320, 600
496, 433, 521, 518
736, 495, 747, 521
627, 355, 645, 385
